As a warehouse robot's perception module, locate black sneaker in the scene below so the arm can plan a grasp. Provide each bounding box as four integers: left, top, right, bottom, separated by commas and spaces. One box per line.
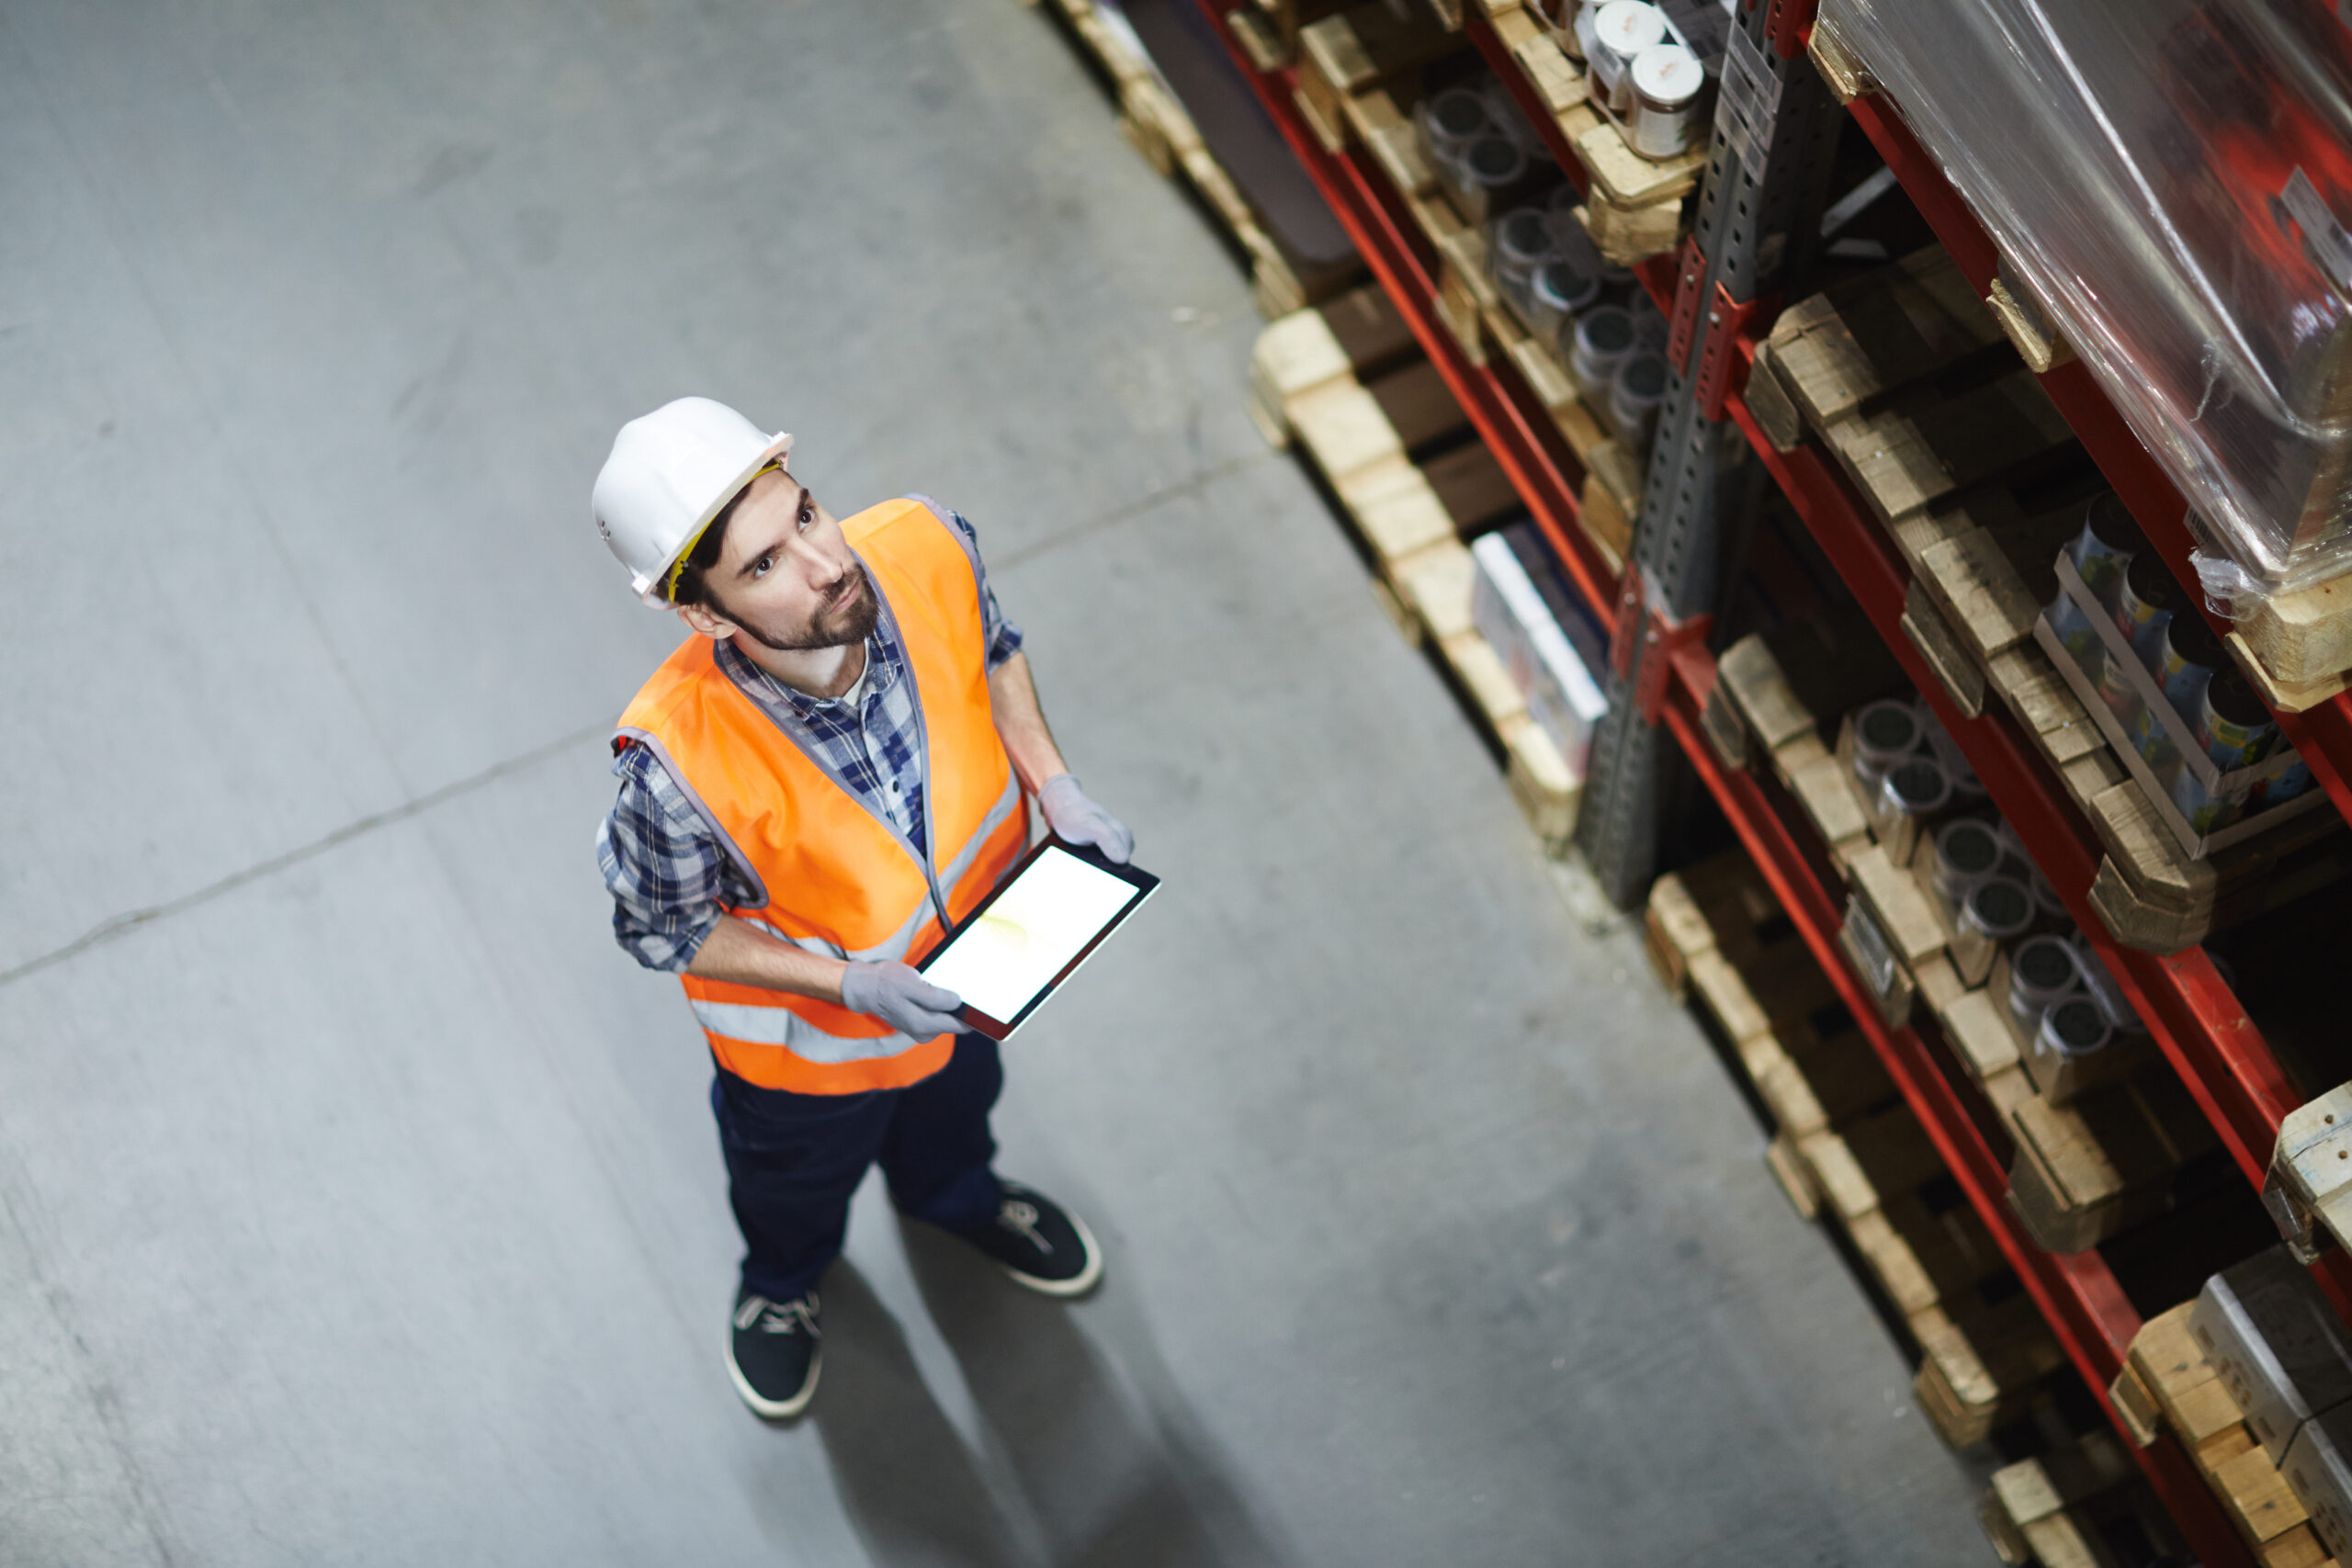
727, 1288, 820, 1419
955, 1181, 1103, 1297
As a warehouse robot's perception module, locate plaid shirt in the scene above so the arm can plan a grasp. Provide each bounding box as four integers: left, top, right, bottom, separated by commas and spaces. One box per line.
596, 502, 1023, 972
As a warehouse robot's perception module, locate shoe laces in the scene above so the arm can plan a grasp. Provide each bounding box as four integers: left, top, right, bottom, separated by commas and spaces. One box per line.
997, 1198, 1051, 1255
735, 1291, 820, 1337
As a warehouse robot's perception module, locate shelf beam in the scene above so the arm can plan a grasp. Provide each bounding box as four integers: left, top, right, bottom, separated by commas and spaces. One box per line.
1840, 92, 2352, 835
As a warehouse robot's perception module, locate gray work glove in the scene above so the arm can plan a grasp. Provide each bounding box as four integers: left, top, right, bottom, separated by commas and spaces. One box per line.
1037, 773, 1134, 863
839, 961, 965, 1039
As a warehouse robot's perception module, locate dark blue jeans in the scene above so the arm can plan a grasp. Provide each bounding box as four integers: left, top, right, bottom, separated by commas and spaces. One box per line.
710, 1032, 1006, 1301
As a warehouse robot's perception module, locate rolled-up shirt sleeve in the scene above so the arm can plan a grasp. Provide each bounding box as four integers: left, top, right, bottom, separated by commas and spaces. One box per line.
942, 506, 1024, 671
596, 743, 732, 972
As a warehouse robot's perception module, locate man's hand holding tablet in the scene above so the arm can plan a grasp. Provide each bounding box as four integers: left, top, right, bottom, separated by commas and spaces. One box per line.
915, 835, 1159, 1040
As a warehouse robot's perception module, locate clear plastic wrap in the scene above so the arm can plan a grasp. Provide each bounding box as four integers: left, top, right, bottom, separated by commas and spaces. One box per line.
1819, 0, 2352, 597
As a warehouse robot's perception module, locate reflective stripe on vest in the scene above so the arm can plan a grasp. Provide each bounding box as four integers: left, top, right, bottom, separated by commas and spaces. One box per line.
615, 496, 1030, 1094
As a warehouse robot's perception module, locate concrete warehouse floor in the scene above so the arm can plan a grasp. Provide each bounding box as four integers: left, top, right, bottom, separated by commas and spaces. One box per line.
0, 2, 1990, 1563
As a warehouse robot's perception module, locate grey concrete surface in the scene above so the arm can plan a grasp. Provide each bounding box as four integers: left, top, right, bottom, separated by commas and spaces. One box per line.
0, 1, 1988, 1562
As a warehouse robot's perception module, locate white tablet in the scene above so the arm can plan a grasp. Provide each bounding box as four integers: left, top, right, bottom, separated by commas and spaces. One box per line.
916, 838, 1159, 1040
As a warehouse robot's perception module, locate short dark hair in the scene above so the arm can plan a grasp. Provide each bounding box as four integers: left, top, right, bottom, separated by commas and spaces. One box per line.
669, 479, 763, 610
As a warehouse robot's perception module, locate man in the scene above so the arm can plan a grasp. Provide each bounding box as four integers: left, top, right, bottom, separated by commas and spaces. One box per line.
591, 398, 1133, 1420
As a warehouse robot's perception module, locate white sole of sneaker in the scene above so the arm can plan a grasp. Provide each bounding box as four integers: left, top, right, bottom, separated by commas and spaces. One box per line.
1001, 1204, 1103, 1298
726, 1342, 820, 1420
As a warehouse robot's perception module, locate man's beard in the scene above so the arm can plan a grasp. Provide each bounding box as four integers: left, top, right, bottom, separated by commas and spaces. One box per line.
722, 566, 881, 652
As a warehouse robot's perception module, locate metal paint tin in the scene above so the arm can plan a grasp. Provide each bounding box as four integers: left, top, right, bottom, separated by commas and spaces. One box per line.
1929, 818, 2001, 915
1524, 260, 1602, 337
2114, 552, 2181, 672
1418, 88, 1495, 168
1961, 876, 2034, 946
1570, 305, 1636, 386
1588, 2, 1668, 113
2199, 671, 2278, 772
1628, 44, 1705, 158
2156, 612, 2225, 724
2046, 587, 2105, 665
1461, 135, 1529, 196
2069, 491, 2142, 610
1850, 698, 1920, 787
2170, 769, 2243, 836
2038, 997, 2112, 1060
1881, 756, 1951, 819
1491, 208, 1557, 295
2007, 934, 2082, 1033
1609, 353, 1668, 451
2126, 691, 2183, 784
2092, 637, 2146, 732
2259, 756, 2314, 810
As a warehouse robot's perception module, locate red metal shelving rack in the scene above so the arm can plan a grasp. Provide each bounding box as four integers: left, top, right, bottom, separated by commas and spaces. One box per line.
1463, 4, 2324, 1217
1838, 93, 2352, 832
1204, 12, 2253, 1559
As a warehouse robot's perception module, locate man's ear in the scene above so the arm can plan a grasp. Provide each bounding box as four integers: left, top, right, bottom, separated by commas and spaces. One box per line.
676, 601, 737, 641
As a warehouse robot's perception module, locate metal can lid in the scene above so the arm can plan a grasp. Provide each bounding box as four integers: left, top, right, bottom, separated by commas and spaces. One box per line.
2013, 934, 2079, 990
1937, 818, 2000, 875
1630, 44, 1704, 107
1532, 260, 1601, 311
1593, 1, 1668, 56
2205, 670, 2271, 730
2043, 998, 2111, 1055
1885, 757, 1951, 813
1495, 208, 1555, 265
1856, 699, 1919, 752
1428, 89, 1493, 140
2163, 610, 2224, 671
1614, 353, 1668, 400
1465, 136, 1527, 184
1963, 876, 2033, 936
1577, 306, 1635, 352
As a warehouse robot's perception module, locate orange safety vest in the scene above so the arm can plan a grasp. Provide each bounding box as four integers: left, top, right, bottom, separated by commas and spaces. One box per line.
615, 496, 1030, 1094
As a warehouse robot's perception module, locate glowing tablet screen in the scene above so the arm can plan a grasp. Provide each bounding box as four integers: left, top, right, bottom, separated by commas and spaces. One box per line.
922, 845, 1141, 1024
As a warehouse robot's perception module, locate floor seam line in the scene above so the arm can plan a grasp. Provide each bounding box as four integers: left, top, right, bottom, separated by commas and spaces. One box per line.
994, 450, 1275, 571
0, 724, 607, 991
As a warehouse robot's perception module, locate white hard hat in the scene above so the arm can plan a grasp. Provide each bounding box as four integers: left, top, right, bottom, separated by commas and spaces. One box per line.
593, 397, 793, 606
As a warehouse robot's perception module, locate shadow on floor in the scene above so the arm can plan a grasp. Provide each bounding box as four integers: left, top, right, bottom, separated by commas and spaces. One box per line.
807, 1260, 1030, 1566
808, 1224, 1284, 1568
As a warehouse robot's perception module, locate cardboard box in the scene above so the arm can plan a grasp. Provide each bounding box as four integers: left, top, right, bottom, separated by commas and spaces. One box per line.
2192, 1247, 2352, 1465
2285, 1405, 2352, 1562
1469, 529, 1609, 778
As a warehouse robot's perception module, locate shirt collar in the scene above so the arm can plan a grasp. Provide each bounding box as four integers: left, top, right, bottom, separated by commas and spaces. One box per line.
715, 630, 900, 716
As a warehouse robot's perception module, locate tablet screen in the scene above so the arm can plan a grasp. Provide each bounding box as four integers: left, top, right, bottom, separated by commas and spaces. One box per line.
922, 844, 1142, 1024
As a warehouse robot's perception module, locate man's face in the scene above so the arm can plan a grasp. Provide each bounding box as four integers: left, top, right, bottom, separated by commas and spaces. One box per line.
680, 467, 878, 652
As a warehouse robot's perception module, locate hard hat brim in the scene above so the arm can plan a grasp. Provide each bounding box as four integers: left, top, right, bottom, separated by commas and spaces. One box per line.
633, 432, 794, 607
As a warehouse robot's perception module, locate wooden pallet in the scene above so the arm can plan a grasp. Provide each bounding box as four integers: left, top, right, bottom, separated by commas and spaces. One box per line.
1038, 0, 1358, 317
1747, 243, 2352, 953
2112, 1303, 2343, 1566
1705, 626, 2225, 1257
1478, 6, 1703, 266
1332, 73, 1640, 574
1981, 1428, 2181, 1568
1255, 293, 1582, 847
1709, 610, 1908, 873
1647, 849, 2066, 1445
1802, 9, 2352, 704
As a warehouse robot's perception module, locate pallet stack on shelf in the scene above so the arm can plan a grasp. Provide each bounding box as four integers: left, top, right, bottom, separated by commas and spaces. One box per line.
1193, 0, 2352, 1560
1252, 285, 1583, 845
1647, 850, 2069, 1450
2111, 1303, 2341, 1567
